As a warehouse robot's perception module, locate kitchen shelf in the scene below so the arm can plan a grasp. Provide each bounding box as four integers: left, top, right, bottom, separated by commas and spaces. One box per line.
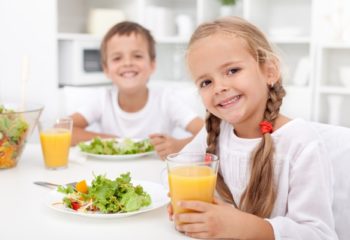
54, 0, 350, 126
320, 42, 350, 49
319, 87, 350, 95
270, 37, 310, 44
57, 33, 102, 41
57, 33, 188, 44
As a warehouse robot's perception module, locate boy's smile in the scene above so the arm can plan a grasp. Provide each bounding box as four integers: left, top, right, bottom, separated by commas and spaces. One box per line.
104, 33, 155, 94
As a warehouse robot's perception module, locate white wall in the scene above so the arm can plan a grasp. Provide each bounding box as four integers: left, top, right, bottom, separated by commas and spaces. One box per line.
0, 0, 59, 121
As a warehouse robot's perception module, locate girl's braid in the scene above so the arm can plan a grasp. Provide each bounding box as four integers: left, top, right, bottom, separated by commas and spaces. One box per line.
240, 82, 286, 217
206, 112, 237, 206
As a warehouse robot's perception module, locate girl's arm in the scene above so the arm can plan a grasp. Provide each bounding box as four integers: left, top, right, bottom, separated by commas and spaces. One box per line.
70, 113, 115, 146
265, 140, 337, 240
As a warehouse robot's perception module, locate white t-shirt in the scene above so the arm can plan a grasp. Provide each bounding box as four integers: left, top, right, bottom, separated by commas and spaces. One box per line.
77, 86, 198, 139
182, 119, 338, 240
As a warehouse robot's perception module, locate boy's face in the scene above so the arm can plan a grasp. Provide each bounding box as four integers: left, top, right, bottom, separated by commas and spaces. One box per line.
103, 33, 155, 93
188, 33, 273, 126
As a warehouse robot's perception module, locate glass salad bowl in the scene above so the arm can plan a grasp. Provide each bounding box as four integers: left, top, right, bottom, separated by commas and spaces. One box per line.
0, 102, 43, 169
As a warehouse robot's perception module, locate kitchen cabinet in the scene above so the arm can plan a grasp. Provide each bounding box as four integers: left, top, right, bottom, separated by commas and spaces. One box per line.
2, 0, 345, 126
314, 44, 350, 127
56, 0, 317, 120
243, 0, 314, 120
313, 0, 350, 127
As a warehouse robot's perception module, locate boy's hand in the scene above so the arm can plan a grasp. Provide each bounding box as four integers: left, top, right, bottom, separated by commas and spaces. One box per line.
149, 134, 181, 160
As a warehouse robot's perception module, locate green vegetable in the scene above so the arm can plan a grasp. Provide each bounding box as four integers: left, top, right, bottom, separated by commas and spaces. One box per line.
220, 0, 237, 5
57, 185, 75, 194
79, 137, 154, 155
58, 172, 152, 213
0, 104, 29, 144
0, 104, 29, 168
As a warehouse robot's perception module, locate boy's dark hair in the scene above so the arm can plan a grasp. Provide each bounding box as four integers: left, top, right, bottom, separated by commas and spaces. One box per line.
100, 21, 156, 66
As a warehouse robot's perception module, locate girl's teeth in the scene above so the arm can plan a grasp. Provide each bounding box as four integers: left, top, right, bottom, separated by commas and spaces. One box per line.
221, 96, 240, 106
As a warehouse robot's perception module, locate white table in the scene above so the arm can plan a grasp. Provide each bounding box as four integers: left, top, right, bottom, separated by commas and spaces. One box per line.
0, 144, 189, 240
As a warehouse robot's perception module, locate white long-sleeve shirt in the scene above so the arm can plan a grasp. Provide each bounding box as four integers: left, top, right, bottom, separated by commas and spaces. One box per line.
181, 119, 338, 240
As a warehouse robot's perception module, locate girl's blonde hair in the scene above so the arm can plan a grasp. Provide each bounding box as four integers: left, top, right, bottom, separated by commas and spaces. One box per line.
188, 17, 286, 218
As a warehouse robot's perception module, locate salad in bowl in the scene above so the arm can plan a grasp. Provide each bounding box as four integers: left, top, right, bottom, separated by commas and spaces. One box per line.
0, 103, 43, 169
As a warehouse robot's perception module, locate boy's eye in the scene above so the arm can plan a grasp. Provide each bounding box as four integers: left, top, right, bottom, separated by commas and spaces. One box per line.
112, 57, 121, 62
134, 54, 143, 59
199, 79, 212, 88
227, 68, 240, 76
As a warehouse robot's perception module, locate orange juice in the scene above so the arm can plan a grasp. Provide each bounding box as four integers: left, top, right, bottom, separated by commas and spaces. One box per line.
168, 165, 217, 214
40, 128, 71, 168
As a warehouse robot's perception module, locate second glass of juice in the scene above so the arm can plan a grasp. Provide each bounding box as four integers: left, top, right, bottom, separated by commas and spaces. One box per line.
39, 117, 72, 170
167, 152, 219, 215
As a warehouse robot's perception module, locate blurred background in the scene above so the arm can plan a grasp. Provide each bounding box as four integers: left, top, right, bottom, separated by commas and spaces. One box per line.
1, 0, 350, 134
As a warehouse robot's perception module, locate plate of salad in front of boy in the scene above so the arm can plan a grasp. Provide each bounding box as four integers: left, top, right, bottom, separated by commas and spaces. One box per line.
45, 172, 169, 219
78, 137, 155, 160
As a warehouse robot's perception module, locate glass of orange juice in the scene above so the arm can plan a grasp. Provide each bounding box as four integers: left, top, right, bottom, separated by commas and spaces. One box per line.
39, 117, 72, 170
167, 152, 219, 215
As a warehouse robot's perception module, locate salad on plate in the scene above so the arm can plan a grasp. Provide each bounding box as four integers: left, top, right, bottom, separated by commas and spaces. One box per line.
78, 138, 155, 159
57, 172, 152, 213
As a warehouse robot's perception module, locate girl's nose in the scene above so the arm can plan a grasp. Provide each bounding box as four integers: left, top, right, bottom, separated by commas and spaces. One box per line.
214, 79, 228, 95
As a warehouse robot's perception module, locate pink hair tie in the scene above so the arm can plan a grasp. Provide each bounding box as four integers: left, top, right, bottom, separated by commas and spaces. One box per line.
259, 121, 273, 134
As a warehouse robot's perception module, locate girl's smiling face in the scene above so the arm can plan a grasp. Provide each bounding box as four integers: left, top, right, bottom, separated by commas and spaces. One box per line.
188, 33, 270, 127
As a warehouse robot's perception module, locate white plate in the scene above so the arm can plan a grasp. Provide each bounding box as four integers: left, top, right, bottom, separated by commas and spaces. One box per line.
80, 150, 155, 160
45, 180, 170, 219
78, 138, 156, 160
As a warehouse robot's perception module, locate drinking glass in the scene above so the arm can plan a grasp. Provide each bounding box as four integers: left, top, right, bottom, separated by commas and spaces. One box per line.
39, 117, 72, 169
167, 152, 219, 215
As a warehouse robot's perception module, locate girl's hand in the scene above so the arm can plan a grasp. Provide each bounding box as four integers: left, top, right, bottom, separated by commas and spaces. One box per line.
167, 192, 174, 221
149, 134, 181, 160
167, 203, 174, 221
174, 198, 244, 239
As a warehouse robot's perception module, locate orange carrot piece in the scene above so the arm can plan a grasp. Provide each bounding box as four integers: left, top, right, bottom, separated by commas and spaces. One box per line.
76, 180, 88, 193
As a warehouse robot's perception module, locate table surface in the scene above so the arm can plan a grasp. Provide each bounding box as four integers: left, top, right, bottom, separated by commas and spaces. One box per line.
0, 144, 190, 240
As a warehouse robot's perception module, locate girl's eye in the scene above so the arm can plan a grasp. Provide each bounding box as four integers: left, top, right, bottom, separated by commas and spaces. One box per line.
227, 68, 240, 76
134, 54, 143, 59
199, 79, 212, 88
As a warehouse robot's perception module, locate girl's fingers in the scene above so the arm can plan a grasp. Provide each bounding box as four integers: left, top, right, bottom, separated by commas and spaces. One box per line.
167, 203, 173, 213
178, 200, 212, 212
176, 222, 207, 234
175, 212, 205, 224
213, 197, 226, 205
185, 231, 211, 239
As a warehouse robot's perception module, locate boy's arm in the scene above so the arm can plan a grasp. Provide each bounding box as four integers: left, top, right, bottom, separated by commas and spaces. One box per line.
185, 117, 204, 135
70, 113, 116, 146
149, 117, 204, 159
176, 116, 205, 149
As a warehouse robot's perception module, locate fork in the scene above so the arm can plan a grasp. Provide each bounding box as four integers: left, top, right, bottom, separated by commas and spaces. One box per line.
33, 181, 77, 189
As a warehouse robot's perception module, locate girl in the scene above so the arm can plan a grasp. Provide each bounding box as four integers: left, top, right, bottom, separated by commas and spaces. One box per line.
169, 17, 338, 240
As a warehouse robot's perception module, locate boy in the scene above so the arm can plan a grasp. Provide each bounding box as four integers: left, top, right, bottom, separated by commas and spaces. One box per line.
70, 21, 203, 159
